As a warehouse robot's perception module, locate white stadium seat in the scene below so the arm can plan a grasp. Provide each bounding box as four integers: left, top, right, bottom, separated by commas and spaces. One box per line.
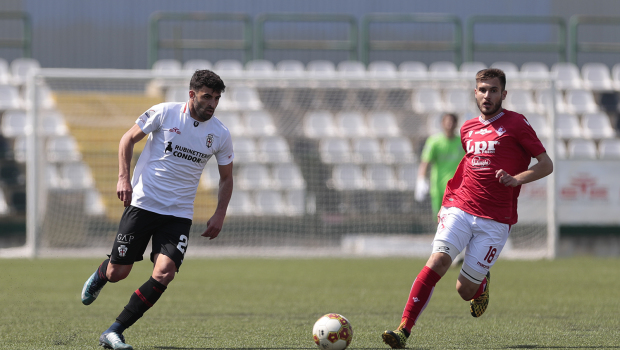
551, 62, 583, 90
504, 89, 538, 114
304, 111, 338, 138
245, 59, 275, 75
319, 137, 352, 164
152, 59, 182, 75
232, 136, 259, 163
84, 188, 106, 216
367, 111, 400, 138
183, 59, 212, 72
307, 60, 336, 77
0, 58, 10, 84
521, 62, 550, 79
567, 139, 597, 159
165, 86, 188, 103
60, 161, 94, 189
412, 89, 443, 113
213, 59, 244, 76
258, 136, 291, 163
460, 62, 487, 77
0, 85, 23, 110
243, 110, 275, 136
215, 111, 244, 136
237, 164, 273, 190
47, 135, 82, 163
276, 60, 305, 77
200, 164, 220, 189
1, 110, 29, 138
365, 164, 398, 190
231, 87, 263, 111
491, 61, 519, 75
352, 137, 383, 164
525, 113, 550, 138
383, 137, 415, 164
272, 163, 305, 190
368, 61, 397, 78
273, 163, 305, 190
429, 61, 458, 78
598, 139, 620, 159
581, 63, 613, 91
47, 164, 62, 189
254, 190, 286, 215
10, 58, 40, 85
556, 113, 582, 139
397, 163, 418, 190
284, 189, 305, 215
41, 110, 68, 136
330, 164, 366, 190
13, 136, 26, 163
0, 187, 9, 215
337, 61, 367, 78
227, 190, 254, 216
612, 63, 620, 90
399, 61, 428, 78
535, 90, 568, 114
564, 89, 599, 115
444, 88, 476, 113
336, 111, 368, 137
581, 112, 615, 139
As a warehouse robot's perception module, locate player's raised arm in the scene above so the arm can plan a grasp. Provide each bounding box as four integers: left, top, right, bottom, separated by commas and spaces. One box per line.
202, 161, 233, 239
117, 124, 147, 207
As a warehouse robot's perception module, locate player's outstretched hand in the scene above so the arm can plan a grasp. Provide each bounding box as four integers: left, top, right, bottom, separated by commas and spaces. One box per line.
495, 169, 519, 187
117, 178, 133, 207
202, 211, 225, 239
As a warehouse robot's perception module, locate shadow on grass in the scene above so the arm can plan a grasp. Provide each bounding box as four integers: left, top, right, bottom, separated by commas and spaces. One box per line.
502, 346, 620, 349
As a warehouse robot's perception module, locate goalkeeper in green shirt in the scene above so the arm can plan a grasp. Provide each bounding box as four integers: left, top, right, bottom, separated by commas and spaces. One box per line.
416, 113, 464, 216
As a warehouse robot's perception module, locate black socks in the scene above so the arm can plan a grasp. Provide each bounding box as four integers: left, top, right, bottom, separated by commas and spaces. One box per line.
115, 277, 167, 329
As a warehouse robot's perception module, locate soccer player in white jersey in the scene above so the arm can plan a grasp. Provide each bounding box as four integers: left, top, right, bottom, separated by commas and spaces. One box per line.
80, 70, 234, 350
382, 68, 553, 349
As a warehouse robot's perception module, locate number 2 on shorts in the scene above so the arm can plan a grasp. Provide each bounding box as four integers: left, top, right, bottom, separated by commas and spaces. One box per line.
484, 246, 497, 264
176, 235, 188, 254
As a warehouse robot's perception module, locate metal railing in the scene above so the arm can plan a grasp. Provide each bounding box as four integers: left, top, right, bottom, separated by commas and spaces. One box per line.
147, 12, 253, 68
466, 16, 567, 63
361, 13, 462, 66
254, 13, 358, 61
569, 15, 620, 64
0, 12, 32, 58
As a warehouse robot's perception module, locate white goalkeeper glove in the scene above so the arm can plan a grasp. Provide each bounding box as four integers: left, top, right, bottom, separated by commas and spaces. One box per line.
414, 178, 429, 202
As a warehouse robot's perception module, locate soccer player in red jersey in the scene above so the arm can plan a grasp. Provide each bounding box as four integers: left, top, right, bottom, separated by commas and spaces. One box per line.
382, 68, 553, 349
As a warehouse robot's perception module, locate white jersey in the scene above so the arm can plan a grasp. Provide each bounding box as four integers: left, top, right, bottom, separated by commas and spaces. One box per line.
131, 101, 234, 219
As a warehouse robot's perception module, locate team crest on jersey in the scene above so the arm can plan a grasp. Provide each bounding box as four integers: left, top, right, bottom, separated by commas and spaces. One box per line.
206, 134, 214, 148
168, 127, 181, 134
496, 126, 506, 136
118, 245, 128, 257
475, 128, 492, 135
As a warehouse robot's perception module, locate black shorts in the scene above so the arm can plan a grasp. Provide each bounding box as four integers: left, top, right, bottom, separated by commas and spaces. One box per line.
110, 205, 192, 270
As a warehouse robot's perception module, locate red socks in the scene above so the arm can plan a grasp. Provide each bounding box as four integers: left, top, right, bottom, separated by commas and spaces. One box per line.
400, 266, 442, 332
471, 276, 487, 300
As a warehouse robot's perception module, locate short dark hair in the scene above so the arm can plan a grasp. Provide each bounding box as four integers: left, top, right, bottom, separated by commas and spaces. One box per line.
475, 68, 506, 91
189, 69, 226, 93
442, 113, 458, 123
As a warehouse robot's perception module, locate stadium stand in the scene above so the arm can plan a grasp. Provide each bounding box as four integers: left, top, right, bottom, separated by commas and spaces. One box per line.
183, 59, 212, 72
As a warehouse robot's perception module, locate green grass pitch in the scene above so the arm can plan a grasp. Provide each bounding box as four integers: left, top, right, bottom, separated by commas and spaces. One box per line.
0, 257, 619, 349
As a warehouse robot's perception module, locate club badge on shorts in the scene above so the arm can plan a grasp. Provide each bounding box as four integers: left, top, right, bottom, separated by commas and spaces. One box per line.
118, 245, 128, 257
206, 134, 214, 148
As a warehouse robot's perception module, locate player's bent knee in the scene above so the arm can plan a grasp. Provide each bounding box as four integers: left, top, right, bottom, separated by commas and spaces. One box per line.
107, 264, 132, 282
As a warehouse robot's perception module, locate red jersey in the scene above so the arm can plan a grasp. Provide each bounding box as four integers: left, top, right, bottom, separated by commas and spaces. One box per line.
442, 109, 546, 225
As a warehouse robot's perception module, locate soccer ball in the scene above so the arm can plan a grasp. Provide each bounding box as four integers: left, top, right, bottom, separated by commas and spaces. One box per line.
312, 313, 353, 350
